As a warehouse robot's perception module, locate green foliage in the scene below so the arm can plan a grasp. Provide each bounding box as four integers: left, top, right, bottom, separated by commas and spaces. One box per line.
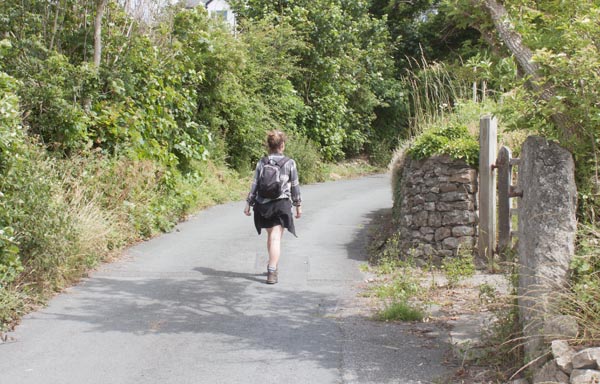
375, 300, 424, 322
441, 252, 476, 288
446, 0, 600, 223
233, 0, 402, 160
0, 55, 25, 289
284, 135, 325, 184
7, 46, 93, 153
564, 225, 600, 341
0, 226, 21, 286
478, 283, 497, 305
0, 0, 404, 329
366, 253, 423, 302
407, 123, 479, 166
369, 0, 484, 72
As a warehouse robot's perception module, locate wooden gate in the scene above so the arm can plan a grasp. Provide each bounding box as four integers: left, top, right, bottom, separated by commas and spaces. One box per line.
478, 116, 521, 265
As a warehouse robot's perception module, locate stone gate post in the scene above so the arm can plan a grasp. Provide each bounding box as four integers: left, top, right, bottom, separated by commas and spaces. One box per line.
517, 136, 577, 364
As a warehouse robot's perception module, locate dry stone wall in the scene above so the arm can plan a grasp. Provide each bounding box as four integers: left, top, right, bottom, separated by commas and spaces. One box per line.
394, 155, 478, 264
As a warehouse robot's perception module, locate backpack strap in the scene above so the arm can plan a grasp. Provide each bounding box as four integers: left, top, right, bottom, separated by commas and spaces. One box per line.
275, 157, 290, 167
262, 156, 289, 167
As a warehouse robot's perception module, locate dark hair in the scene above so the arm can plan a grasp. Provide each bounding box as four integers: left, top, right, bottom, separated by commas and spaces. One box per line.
267, 130, 287, 153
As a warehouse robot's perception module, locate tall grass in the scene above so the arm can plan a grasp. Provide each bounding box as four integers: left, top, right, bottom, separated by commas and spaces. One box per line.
400, 57, 472, 138
477, 224, 600, 381
558, 224, 600, 343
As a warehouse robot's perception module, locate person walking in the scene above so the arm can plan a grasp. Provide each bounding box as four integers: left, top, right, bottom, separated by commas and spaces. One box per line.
244, 130, 302, 284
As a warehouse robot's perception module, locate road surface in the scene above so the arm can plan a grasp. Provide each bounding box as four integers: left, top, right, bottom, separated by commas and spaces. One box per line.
1, 174, 453, 384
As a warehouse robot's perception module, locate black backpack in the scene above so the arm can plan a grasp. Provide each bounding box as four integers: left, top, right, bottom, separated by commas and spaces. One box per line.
257, 156, 290, 199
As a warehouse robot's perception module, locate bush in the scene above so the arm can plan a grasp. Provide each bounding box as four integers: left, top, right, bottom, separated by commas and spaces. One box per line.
284, 135, 325, 184
407, 123, 479, 167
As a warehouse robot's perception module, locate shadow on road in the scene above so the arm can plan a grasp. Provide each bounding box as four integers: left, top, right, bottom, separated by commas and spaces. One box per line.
344, 208, 392, 262
48, 269, 344, 371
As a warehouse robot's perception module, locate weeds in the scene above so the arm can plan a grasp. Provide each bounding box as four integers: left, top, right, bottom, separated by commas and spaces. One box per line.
376, 301, 424, 322
558, 224, 600, 343
441, 251, 476, 288
478, 296, 524, 380
364, 231, 430, 322
478, 283, 497, 305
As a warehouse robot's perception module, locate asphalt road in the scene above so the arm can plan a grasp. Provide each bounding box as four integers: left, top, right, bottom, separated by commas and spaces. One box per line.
0, 174, 453, 384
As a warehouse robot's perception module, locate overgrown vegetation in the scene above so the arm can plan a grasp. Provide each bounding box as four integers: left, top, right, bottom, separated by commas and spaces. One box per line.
0, 0, 397, 329
1, 4, 599, 374
561, 225, 600, 343
407, 123, 480, 167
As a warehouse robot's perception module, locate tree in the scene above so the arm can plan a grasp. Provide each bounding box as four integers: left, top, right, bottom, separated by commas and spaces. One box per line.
447, 0, 600, 221
232, 0, 401, 160
94, 0, 109, 67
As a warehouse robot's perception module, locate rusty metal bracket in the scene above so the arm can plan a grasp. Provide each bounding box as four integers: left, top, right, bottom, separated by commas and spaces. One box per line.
509, 186, 523, 198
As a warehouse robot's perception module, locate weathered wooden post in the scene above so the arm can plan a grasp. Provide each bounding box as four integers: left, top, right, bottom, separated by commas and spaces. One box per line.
497, 146, 513, 256
478, 116, 497, 265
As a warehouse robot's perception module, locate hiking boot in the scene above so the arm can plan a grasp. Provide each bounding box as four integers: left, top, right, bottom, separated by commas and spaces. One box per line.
266, 269, 278, 284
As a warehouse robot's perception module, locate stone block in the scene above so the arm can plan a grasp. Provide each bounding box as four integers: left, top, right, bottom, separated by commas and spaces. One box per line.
442, 237, 459, 250
544, 315, 579, 343
572, 348, 600, 370
457, 236, 475, 248
439, 183, 458, 193
551, 340, 575, 374
413, 211, 429, 227
452, 226, 475, 237
437, 201, 474, 212
424, 202, 436, 211
517, 137, 577, 362
401, 214, 412, 227
420, 226, 434, 235
412, 195, 425, 205
438, 250, 454, 258
442, 211, 476, 226
424, 177, 437, 187
428, 212, 442, 227
434, 155, 454, 164
448, 169, 477, 183
509, 379, 529, 384
533, 359, 569, 384
440, 191, 470, 202
434, 227, 452, 242
570, 369, 600, 384
465, 183, 477, 194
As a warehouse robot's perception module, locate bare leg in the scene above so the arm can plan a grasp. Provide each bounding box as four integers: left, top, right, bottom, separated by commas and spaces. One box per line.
266, 225, 284, 269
